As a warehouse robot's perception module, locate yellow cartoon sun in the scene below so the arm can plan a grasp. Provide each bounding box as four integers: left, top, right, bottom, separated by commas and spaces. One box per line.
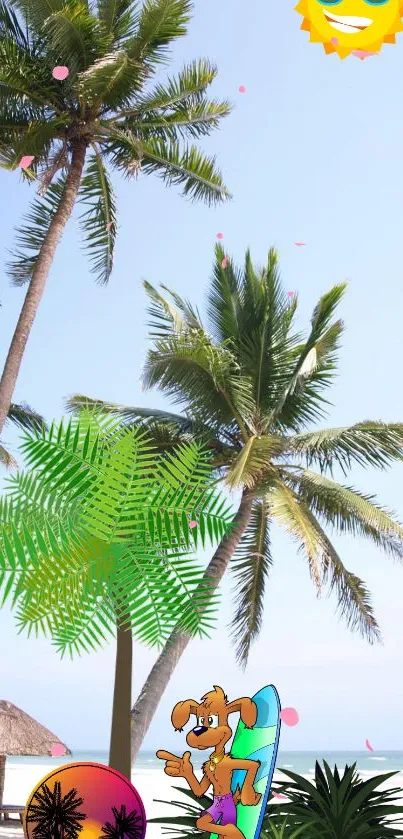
295, 0, 403, 58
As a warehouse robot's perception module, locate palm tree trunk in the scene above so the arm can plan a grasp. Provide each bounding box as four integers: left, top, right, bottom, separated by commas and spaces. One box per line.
130, 488, 255, 761
0, 138, 88, 436
0, 755, 5, 808
109, 617, 133, 780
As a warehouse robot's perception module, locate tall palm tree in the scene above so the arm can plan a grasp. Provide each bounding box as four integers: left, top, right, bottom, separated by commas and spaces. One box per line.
1, 401, 45, 467
0, 411, 232, 778
67, 245, 403, 760
0, 0, 232, 436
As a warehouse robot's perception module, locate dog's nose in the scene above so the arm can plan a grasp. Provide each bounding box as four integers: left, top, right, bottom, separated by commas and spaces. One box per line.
192, 725, 208, 737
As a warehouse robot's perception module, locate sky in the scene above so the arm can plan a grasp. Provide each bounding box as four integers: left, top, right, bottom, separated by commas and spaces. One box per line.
1, 0, 403, 757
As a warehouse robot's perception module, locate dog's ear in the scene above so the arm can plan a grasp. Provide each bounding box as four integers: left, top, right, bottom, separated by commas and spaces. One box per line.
226, 697, 257, 729
171, 700, 199, 732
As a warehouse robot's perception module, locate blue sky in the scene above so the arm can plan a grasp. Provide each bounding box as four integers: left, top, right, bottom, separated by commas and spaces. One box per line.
0, 0, 403, 756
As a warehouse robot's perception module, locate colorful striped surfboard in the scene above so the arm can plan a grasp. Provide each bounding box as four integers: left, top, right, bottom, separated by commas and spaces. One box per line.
210, 685, 281, 839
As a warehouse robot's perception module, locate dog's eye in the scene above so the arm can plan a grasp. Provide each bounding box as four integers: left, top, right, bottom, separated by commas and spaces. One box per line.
207, 715, 218, 728
197, 716, 205, 726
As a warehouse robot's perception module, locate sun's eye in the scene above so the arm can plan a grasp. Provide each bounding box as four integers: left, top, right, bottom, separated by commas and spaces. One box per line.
207, 715, 219, 728
316, 0, 343, 5
364, 0, 389, 4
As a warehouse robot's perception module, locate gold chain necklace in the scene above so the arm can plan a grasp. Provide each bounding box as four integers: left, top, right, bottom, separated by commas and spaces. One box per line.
209, 749, 225, 773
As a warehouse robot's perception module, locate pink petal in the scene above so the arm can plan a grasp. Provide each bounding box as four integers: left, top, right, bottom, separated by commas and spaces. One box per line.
280, 707, 299, 726
238, 85, 246, 93
272, 792, 287, 800
216, 232, 224, 240
288, 291, 295, 298
105, 222, 113, 232
50, 743, 66, 757
294, 242, 306, 247
365, 738, 374, 752
222, 256, 228, 269
352, 50, 376, 60
52, 66, 70, 80
189, 520, 197, 528
19, 155, 35, 169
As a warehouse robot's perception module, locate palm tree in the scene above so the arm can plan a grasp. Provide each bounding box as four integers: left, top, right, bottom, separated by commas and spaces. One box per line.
100, 804, 145, 839
0, 0, 232, 436
67, 245, 403, 761
0, 411, 232, 778
26, 780, 86, 839
1, 401, 45, 466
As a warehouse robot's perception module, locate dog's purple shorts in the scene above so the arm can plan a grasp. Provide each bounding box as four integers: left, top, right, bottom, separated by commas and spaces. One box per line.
200, 793, 237, 826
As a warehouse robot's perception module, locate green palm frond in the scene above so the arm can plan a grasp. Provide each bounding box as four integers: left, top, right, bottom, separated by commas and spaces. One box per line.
143, 280, 203, 337
7, 177, 66, 286
78, 51, 146, 109
97, 0, 138, 42
225, 435, 284, 489
140, 138, 230, 204
8, 0, 66, 35
132, 59, 219, 112
43, 1, 110, 74
297, 503, 380, 642
281, 467, 403, 560
0, 0, 28, 47
126, 0, 192, 66
0, 118, 66, 171
268, 477, 323, 589
0, 415, 231, 655
6, 402, 46, 433
78, 148, 117, 284
288, 422, 403, 475
229, 500, 273, 666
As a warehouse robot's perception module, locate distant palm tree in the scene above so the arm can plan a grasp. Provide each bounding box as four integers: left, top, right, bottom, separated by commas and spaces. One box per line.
1, 402, 45, 467
26, 780, 86, 839
99, 804, 145, 839
0, 0, 232, 435
68, 245, 403, 761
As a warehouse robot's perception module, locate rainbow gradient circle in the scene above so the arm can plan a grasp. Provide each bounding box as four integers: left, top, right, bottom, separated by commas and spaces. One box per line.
23, 761, 147, 839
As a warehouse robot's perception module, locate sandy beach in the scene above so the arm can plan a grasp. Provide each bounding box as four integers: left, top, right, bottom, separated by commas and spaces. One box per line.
2, 762, 403, 838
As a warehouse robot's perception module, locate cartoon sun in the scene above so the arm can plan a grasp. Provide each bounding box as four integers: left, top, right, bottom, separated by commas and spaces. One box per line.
295, 0, 403, 58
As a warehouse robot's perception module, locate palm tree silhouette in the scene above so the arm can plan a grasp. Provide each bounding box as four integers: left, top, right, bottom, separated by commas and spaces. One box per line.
26, 780, 86, 839
99, 804, 145, 839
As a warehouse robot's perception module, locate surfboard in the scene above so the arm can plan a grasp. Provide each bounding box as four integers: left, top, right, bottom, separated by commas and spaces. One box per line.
210, 684, 281, 839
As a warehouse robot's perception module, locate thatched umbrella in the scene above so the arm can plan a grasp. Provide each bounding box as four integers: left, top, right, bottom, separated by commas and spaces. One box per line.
0, 700, 71, 807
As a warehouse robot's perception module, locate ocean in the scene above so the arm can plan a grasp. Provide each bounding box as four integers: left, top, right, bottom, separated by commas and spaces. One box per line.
7, 750, 403, 776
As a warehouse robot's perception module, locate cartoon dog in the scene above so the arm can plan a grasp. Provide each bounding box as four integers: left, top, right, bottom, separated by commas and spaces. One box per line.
157, 685, 261, 839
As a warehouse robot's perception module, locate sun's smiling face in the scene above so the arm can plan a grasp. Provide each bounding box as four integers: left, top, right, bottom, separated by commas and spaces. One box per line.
296, 0, 403, 56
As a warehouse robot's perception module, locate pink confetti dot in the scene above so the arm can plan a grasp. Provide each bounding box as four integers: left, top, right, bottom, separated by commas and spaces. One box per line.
272, 792, 287, 800
365, 738, 374, 752
294, 242, 306, 247
222, 256, 229, 269
238, 85, 246, 93
287, 291, 295, 298
216, 232, 224, 240
52, 66, 69, 80
19, 155, 35, 169
331, 37, 338, 45
50, 743, 66, 757
189, 520, 197, 528
280, 707, 299, 726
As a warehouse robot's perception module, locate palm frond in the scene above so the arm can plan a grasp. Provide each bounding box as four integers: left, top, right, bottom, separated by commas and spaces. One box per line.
0, 118, 64, 172
7, 402, 46, 433
8, 0, 66, 35
131, 59, 219, 111
0, 0, 29, 47
229, 501, 273, 666
78, 50, 146, 109
126, 0, 192, 66
7, 176, 67, 286
97, 0, 138, 42
225, 435, 284, 489
282, 467, 403, 560
143, 280, 203, 337
78, 147, 117, 284
0, 444, 18, 470
298, 504, 381, 642
43, 1, 110, 75
268, 477, 323, 589
288, 422, 403, 476
139, 137, 230, 204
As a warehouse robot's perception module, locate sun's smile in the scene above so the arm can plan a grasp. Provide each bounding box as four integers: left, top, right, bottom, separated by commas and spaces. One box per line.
323, 10, 373, 32
295, 0, 403, 57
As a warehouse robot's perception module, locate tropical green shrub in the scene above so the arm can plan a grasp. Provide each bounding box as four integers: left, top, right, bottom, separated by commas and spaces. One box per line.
268, 761, 403, 839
